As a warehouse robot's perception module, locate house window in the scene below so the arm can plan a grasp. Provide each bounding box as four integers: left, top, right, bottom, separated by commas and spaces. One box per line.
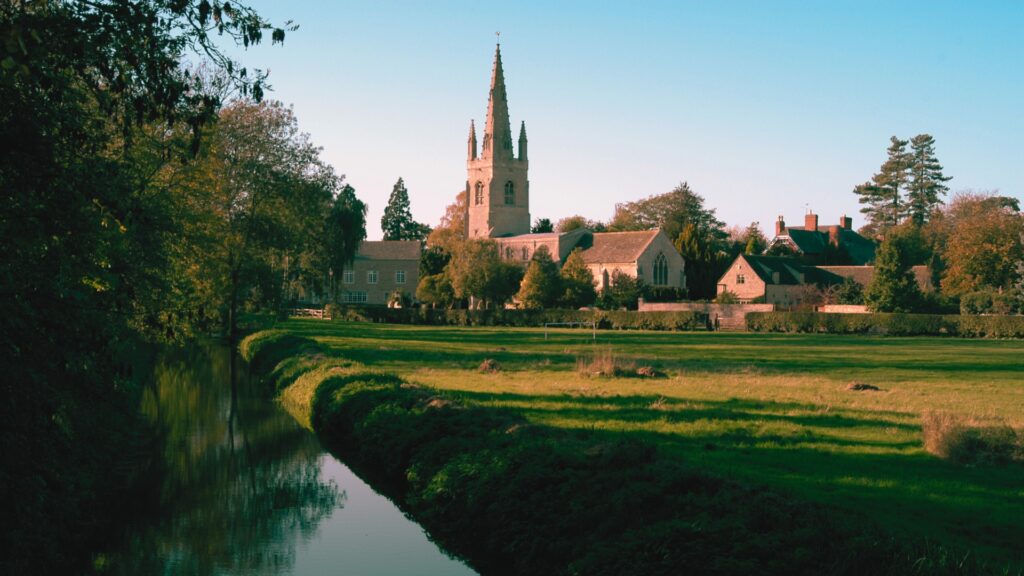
342, 291, 367, 303
504, 181, 515, 205
521, 246, 529, 260
395, 270, 406, 284
367, 271, 378, 284
653, 253, 668, 285
342, 270, 354, 284
736, 274, 746, 284
474, 181, 484, 205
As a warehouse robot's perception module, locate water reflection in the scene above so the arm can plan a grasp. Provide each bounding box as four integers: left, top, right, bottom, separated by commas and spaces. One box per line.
99, 344, 341, 575
97, 343, 475, 576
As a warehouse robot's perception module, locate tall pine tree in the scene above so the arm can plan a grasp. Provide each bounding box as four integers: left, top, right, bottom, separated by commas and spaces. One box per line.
854, 136, 912, 236
907, 134, 951, 226
381, 177, 429, 240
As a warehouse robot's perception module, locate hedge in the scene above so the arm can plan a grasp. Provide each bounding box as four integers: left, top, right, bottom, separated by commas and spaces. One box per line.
322, 305, 708, 331
746, 312, 1024, 338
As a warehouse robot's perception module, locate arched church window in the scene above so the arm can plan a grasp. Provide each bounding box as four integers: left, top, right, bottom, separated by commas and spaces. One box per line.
505, 246, 513, 260
521, 246, 529, 260
653, 253, 668, 286
474, 182, 484, 205
504, 181, 515, 205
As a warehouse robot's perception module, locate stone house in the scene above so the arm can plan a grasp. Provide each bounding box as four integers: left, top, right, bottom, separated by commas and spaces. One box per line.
340, 240, 421, 306
717, 254, 932, 307
766, 212, 876, 265
580, 230, 685, 292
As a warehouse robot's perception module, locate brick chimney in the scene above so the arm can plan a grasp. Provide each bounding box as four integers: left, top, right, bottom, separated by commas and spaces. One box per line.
828, 225, 840, 246
840, 215, 852, 230
805, 212, 818, 231
775, 215, 785, 236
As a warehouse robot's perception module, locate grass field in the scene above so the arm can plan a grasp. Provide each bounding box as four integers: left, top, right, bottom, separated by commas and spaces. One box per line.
282, 319, 1024, 568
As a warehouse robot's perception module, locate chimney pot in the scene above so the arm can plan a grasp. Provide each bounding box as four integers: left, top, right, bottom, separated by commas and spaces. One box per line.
805, 213, 818, 232
775, 215, 785, 236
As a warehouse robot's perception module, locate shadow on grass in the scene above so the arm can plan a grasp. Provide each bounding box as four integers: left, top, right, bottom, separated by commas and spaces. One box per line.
441, 389, 1024, 566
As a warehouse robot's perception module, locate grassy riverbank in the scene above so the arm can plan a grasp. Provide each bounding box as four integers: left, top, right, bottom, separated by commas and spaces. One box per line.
244, 320, 1024, 575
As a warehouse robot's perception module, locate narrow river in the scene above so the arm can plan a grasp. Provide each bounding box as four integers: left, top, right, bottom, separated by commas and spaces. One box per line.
96, 343, 476, 575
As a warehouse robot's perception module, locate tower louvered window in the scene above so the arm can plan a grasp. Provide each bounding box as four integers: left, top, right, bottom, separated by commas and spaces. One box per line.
504, 181, 515, 205
474, 182, 484, 205
653, 253, 668, 286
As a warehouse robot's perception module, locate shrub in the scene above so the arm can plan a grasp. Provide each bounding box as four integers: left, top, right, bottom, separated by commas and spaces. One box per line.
922, 412, 1023, 465
746, 311, 1024, 338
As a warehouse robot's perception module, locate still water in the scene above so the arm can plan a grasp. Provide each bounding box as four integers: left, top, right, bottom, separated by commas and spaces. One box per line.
97, 343, 475, 575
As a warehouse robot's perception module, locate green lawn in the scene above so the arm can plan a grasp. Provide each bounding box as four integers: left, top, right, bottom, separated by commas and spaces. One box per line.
282, 319, 1024, 567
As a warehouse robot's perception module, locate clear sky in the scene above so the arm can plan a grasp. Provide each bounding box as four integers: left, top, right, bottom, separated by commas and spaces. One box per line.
232, 1, 1022, 240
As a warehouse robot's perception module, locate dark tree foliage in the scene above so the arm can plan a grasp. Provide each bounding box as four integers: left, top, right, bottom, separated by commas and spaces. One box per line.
830, 278, 865, 305
420, 245, 451, 277
610, 182, 726, 245
531, 218, 554, 233
516, 245, 561, 309
865, 230, 924, 313
907, 134, 951, 226
323, 184, 367, 301
598, 271, 644, 310
854, 136, 912, 237
675, 223, 729, 300
556, 214, 606, 233
381, 177, 430, 241
559, 248, 597, 308
0, 2, 290, 573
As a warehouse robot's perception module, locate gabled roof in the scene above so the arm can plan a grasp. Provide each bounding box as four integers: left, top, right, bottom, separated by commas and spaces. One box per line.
784, 229, 827, 254
740, 255, 808, 285
769, 226, 876, 265
355, 240, 421, 261
816, 265, 933, 290
580, 230, 660, 264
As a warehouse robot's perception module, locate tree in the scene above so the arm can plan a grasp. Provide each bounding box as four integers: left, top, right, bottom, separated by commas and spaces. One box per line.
559, 249, 597, 308
854, 136, 912, 237
448, 240, 523, 309
610, 182, 726, 244
675, 223, 727, 300
726, 222, 768, 256
827, 277, 865, 305
427, 191, 467, 254
416, 273, 455, 309
516, 246, 561, 308
927, 192, 1024, 296
0, 1, 290, 572
907, 134, 951, 226
599, 270, 644, 310
381, 177, 430, 241
323, 184, 367, 301
865, 230, 923, 312
556, 215, 605, 233
531, 218, 554, 233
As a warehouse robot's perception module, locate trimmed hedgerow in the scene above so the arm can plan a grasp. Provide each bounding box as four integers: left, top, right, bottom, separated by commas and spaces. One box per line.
317, 306, 707, 331
746, 312, 1024, 338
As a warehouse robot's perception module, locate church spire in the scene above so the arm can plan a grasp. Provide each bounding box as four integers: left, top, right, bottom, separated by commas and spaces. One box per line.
518, 120, 527, 161
482, 43, 514, 160
467, 119, 477, 160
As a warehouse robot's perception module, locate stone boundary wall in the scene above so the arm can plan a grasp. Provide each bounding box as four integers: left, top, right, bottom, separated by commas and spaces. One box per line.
817, 305, 870, 314
637, 301, 775, 330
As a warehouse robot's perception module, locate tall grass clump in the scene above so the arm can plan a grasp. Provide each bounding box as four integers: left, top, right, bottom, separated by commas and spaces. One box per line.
922, 411, 1023, 466
576, 348, 636, 377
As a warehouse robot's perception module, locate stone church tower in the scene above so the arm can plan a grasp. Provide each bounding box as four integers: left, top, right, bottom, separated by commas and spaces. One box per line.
466, 44, 530, 238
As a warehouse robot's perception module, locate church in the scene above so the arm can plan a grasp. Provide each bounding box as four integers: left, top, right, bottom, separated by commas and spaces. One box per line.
462, 44, 686, 293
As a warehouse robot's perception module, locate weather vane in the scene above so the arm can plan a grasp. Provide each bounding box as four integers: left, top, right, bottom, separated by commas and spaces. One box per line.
496, 31, 501, 43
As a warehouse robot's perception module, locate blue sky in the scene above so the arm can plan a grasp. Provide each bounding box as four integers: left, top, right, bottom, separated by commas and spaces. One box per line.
233, 1, 1022, 239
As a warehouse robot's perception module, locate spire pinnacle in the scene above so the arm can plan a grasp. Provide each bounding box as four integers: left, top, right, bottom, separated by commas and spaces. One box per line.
467, 119, 477, 160
482, 43, 513, 160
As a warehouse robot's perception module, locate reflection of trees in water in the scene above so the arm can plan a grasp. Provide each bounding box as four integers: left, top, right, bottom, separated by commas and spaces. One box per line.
104, 344, 342, 575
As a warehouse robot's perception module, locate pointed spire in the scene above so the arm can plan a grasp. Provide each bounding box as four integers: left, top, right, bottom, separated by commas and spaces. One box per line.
483, 43, 514, 160
467, 119, 477, 160
518, 120, 528, 161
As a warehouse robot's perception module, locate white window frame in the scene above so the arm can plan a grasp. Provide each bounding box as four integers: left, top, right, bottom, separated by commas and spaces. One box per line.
367, 270, 378, 284
395, 270, 406, 284
342, 270, 354, 284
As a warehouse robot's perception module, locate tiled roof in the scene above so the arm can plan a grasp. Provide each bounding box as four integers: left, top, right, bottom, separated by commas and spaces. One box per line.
742, 255, 808, 285
355, 240, 422, 261
816, 265, 932, 290
785, 229, 827, 254
580, 230, 659, 264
